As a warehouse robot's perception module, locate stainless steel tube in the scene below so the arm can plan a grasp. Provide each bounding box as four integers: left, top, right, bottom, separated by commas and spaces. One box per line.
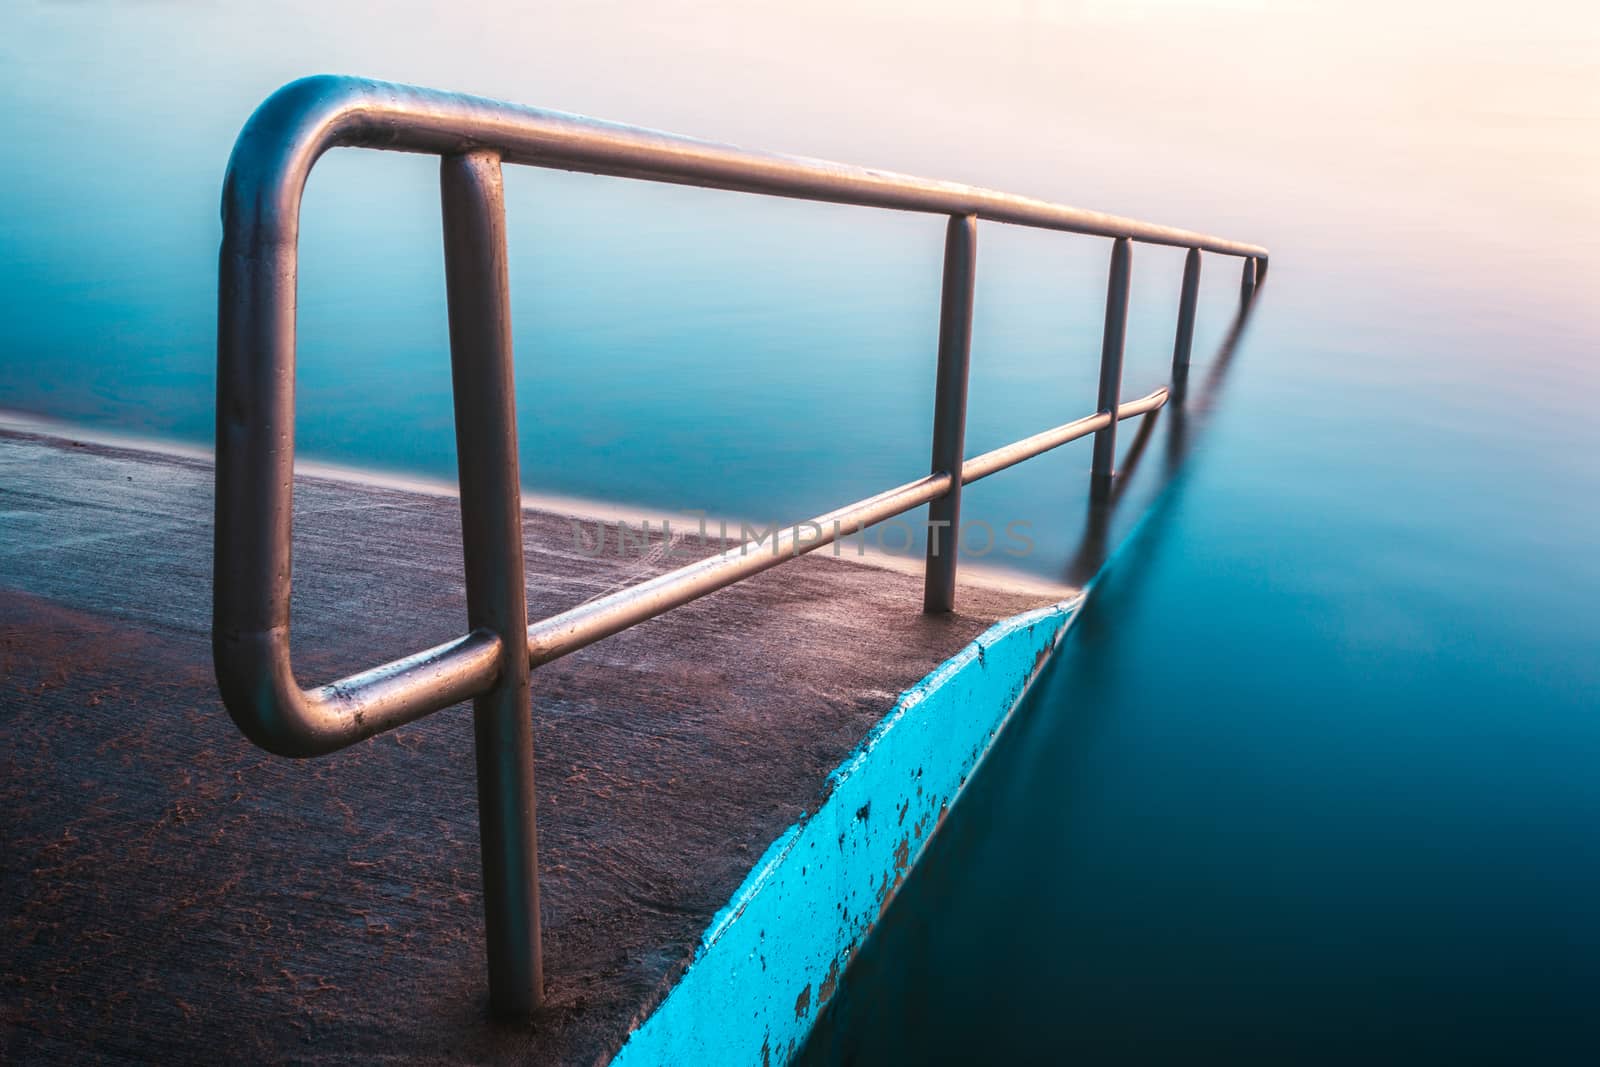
923, 215, 978, 614
526, 473, 953, 667
960, 388, 1164, 484
1090, 238, 1133, 503
441, 151, 543, 1018
520, 387, 1166, 668
1173, 248, 1202, 372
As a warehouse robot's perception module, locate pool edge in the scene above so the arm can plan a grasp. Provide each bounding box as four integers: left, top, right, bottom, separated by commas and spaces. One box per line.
608, 597, 1082, 1066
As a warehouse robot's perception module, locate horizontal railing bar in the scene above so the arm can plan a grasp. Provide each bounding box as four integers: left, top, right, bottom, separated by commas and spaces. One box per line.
312, 626, 503, 710
1115, 386, 1171, 420
292, 629, 502, 753
960, 410, 1106, 483
961, 386, 1166, 484
283, 387, 1169, 729
522, 387, 1166, 667
526, 473, 954, 666
228, 76, 1268, 260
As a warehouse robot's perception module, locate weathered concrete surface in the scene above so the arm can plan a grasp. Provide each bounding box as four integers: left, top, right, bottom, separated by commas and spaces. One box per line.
0, 427, 1059, 1064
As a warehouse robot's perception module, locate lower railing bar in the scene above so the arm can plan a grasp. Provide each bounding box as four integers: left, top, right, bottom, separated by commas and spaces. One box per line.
1105, 386, 1170, 422
270, 389, 1169, 739
962, 412, 1108, 484
960, 386, 1166, 485
307, 629, 503, 734
525, 387, 1166, 667
528, 472, 953, 665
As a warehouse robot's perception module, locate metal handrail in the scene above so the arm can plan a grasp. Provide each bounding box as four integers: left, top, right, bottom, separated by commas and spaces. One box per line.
213, 74, 1267, 1018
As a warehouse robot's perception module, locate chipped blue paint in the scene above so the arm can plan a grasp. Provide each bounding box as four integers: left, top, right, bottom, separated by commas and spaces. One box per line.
610, 597, 1083, 1066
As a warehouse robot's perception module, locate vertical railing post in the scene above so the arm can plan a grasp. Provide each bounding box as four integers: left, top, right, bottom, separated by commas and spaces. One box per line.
1090, 237, 1132, 503
1239, 255, 1257, 309
1171, 247, 1202, 378
440, 150, 543, 1019
922, 214, 978, 614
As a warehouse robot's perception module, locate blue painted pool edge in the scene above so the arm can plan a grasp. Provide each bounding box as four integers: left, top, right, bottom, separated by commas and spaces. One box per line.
609, 596, 1084, 1066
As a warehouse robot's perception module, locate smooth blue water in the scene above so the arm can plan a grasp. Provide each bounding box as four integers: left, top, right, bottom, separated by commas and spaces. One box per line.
798, 265, 1600, 1063
4, 2, 1598, 1059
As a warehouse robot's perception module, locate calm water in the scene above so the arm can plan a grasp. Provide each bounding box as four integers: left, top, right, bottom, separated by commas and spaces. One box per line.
799, 266, 1600, 1063
4, 1, 1598, 1061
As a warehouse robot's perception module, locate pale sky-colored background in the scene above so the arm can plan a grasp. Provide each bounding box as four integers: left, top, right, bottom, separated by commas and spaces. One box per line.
4, 0, 1596, 314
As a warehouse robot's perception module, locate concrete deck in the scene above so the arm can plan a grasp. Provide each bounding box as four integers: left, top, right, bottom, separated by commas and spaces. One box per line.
1, 426, 1061, 1064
